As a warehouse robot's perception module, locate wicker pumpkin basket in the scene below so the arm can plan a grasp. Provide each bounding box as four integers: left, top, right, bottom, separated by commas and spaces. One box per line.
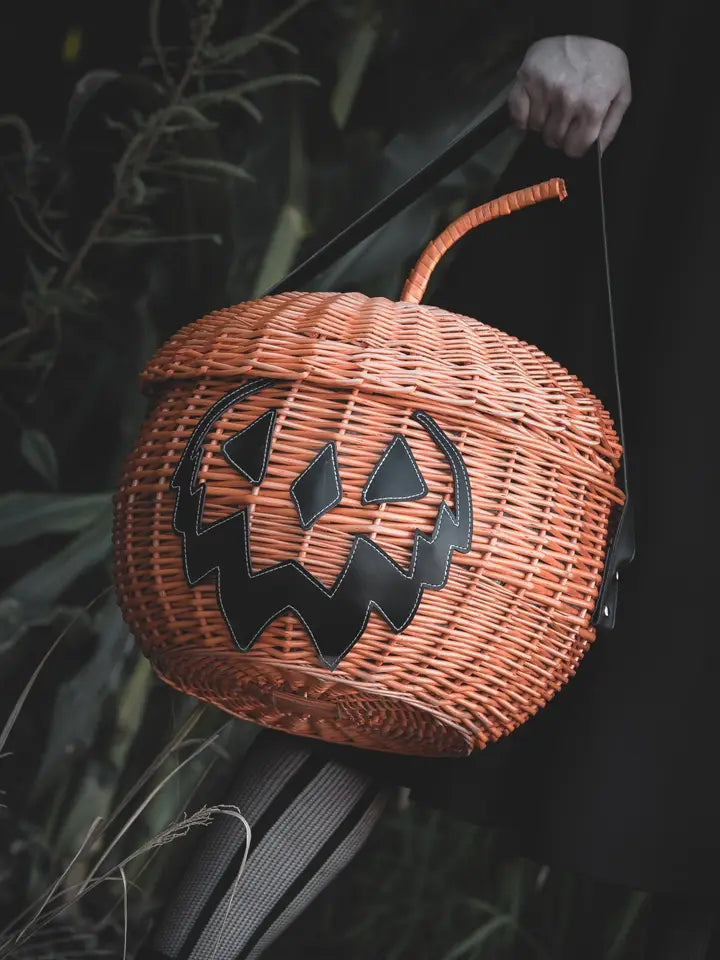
114, 178, 624, 759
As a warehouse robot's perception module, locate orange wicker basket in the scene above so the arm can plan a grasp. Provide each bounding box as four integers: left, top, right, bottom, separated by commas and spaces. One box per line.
114, 178, 624, 759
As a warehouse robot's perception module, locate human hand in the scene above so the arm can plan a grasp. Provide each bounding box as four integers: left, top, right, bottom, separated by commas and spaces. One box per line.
508, 36, 632, 157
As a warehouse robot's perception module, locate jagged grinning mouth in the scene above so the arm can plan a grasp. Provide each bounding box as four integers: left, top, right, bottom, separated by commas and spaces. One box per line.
171, 379, 473, 668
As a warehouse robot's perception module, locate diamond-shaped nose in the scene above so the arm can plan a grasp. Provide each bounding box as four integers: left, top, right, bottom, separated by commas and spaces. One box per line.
290, 442, 343, 529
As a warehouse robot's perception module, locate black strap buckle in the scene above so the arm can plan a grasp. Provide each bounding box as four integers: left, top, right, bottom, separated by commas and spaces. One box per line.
592, 499, 635, 629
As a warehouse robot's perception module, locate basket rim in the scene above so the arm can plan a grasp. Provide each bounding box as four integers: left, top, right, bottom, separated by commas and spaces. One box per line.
143, 292, 508, 377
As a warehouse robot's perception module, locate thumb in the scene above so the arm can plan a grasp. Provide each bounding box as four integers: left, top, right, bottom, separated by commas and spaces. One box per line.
508, 80, 531, 130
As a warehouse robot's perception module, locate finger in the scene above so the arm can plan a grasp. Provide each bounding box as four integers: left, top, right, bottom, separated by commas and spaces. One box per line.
542, 95, 575, 149
563, 107, 605, 158
508, 81, 531, 130
598, 91, 631, 154
526, 86, 550, 133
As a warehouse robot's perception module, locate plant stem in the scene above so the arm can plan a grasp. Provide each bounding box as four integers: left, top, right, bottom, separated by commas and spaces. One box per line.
60, 2, 222, 290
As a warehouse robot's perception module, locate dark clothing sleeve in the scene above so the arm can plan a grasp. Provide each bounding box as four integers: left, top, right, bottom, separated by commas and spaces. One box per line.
532, 1, 629, 51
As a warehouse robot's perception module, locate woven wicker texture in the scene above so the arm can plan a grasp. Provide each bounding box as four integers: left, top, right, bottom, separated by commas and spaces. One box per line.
114, 179, 624, 758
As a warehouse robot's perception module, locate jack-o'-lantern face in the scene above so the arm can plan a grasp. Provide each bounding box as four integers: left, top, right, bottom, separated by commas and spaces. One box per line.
171, 378, 473, 669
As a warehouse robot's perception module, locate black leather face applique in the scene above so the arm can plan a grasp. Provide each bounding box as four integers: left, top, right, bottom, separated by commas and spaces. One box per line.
221, 409, 275, 485
171, 379, 473, 669
362, 434, 428, 505
290, 442, 342, 529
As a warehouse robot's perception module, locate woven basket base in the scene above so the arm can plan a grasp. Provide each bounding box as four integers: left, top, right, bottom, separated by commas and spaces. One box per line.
151, 649, 473, 758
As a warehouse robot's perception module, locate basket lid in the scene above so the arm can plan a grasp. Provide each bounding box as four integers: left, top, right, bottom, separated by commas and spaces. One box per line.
141, 179, 623, 482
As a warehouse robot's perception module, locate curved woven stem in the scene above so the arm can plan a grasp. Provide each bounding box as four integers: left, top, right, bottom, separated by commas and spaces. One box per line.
401, 178, 568, 305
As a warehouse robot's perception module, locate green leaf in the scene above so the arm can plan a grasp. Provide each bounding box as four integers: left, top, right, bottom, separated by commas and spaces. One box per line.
63, 69, 121, 141
0, 507, 111, 646
186, 74, 319, 120
0, 492, 111, 546
441, 915, 512, 960
20, 429, 59, 488
207, 31, 299, 63
0, 590, 110, 758
232, 73, 320, 96
253, 105, 307, 296
252, 203, 306, 296
207, 0, 318, 63
186, 90, 263, 122
331, 21, 377, 129
149, 0, 170, 84
158, 157, 254, 182
32, 598, 132, 801
0, 114, 34, 161
98, 230, 223, 246
3, 508, 112, 613
606, 891, 649, 960
8, 197, 67, 261
158, 103, 218, 130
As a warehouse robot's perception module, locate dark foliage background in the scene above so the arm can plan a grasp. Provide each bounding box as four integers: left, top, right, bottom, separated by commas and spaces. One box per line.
0, 2, 650, 957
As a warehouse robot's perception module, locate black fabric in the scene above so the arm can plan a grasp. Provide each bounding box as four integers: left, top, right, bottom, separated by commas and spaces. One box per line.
234, 785, 379, 960
532, 1, 630, 50
643, 895, 718, 960
138, 731, 387, 960
175, 754, 327, 960
323, 0, 720, 897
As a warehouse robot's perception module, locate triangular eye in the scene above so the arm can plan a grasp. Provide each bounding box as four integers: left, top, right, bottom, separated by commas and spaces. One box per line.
362, 435, 428, 505
291, 442, 342, 529
221, 409, 276, 485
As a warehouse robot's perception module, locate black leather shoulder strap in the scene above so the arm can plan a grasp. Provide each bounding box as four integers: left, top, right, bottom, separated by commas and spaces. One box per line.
266, 102, 634, 629
592, 146, 635, 628
265, 105, 511, 297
